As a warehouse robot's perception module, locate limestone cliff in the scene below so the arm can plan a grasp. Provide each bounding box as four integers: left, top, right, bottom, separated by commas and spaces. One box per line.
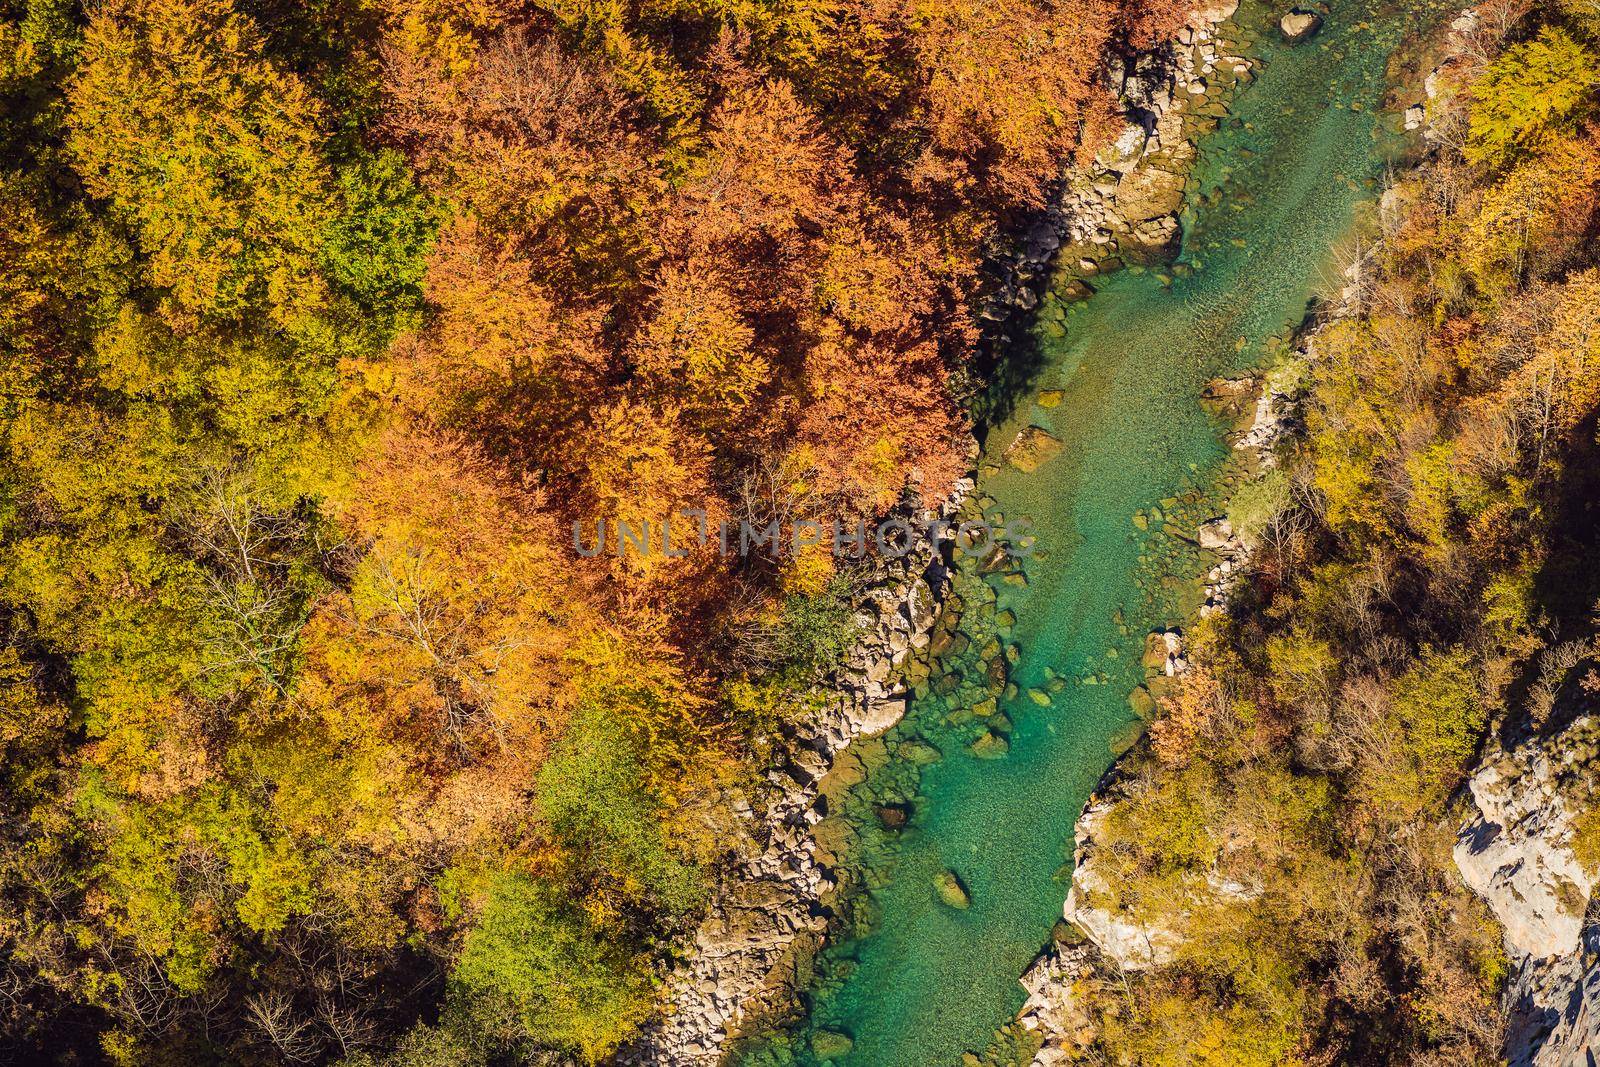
1455, 712, 1600, 1066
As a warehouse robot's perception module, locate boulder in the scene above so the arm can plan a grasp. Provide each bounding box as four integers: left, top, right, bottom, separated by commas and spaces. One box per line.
1120, 214, 1182, 264
1196, 516, 1235, 552
1006, 425, 1065, 472
970, 730, 1011, 759
934, 869, 973, 909
876, 803, 911, 830
1279, 8, 1322, 42
1116, 166, 1186, 224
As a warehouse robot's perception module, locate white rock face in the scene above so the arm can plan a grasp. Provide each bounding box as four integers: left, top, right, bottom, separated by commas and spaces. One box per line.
1454, 714, 1600, 1066
1063, 801, 1184, 969
1455, 734, 1593, 962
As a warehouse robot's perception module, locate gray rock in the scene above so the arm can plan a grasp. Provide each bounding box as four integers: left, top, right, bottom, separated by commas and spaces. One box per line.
1455, 715, 1600, 1065
1196, 516, 1236, 552
1455, 721, 1595, 962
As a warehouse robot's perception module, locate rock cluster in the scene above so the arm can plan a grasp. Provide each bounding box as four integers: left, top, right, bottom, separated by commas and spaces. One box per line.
621, 483, 971, 1066
1195, 367, 1304, 618
1455, 714, 1600, 1066
1409, 8, 1492, 144
981, 0, 1246, 339
1142, 627, 1189, 678
1015, 941, 1101, 1066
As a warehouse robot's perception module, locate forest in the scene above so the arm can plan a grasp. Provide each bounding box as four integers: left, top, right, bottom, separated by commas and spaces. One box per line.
0, 0, 1190, 1062
6, 0, 1599, 1062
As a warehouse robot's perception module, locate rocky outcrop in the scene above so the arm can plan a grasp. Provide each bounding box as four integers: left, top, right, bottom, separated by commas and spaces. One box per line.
622, 484, 971, 1065
1062, 800, 1184, 970
1455, 714, 1600, 1066
1016, 941, 1102, 1066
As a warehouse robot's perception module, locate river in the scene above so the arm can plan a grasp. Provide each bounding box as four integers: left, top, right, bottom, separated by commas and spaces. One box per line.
736, 0, 1445, 1061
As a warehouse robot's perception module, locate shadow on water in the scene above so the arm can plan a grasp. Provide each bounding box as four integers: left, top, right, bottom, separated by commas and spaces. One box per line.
971, 323, 1050, 450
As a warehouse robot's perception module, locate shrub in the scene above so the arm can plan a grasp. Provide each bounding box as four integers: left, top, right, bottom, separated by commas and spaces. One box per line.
451, 874, 652, 1063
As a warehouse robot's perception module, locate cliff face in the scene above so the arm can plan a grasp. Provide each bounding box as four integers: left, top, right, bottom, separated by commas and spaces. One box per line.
1454, 713, 1600, 1067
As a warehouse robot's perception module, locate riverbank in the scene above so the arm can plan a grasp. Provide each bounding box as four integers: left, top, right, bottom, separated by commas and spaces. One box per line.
1011, 5, 1485, 1055
620, 487, 970, 1064
1013, 244, 1362, 1061
1012, 3, 1600, 1061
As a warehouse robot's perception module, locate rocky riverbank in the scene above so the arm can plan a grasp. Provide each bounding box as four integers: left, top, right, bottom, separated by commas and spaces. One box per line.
981, 0, 1246, 342
1014, 305, 1307, 1062
1014, 165, 1394, 1067
619, 486, 970, 1064
1011, 7, 1597, 1062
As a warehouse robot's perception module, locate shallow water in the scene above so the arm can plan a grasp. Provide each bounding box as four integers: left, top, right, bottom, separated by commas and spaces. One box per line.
737, 1, 1444, 1062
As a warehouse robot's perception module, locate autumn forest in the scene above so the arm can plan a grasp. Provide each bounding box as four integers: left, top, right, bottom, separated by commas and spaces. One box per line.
0, 0, 1195, 1061
4, 0, 1600, 1063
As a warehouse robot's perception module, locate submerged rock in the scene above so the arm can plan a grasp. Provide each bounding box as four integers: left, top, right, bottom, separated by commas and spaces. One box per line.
876, 803, 911, 830
812, 1030, 855, 1060
970, 730, 1011, 759
934, 869, 973, 909
1005, 425, 1065, 472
